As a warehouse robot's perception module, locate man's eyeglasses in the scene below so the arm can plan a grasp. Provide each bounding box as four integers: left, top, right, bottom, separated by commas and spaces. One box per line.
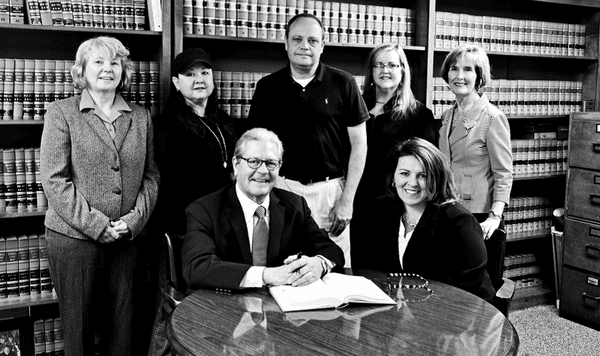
373, 62, 402, 70
237, 157, 282, 171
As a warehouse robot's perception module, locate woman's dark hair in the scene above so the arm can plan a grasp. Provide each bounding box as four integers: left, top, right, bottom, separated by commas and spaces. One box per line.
163, 79, 234, 137
384, 137, 459, 206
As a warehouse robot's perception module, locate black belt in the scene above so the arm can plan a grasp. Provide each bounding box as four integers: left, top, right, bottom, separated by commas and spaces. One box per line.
293, 174, 343, 185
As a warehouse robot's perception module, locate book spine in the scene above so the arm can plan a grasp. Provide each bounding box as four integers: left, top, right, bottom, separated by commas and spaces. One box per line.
214, 0, 225, 36
147, 0, 161, 30
236, 0, 247, 37
256, 0, 266, 39
5, 235, 18, 298
0, 149, 5, 213
182, 0, 191, 33
0, 0, 9, 24
132, 0, 143, 29
9, 0, 25, 24
54, 318, 64, 356
61, 0, 74, 26
122, 0, 132, 29
25, 0, 43, 24
225, 0, 235, 37
0, 237, 6, 298
103, 0, 115, 29
44, 318, 55, 355
204, 0, 215, 35
28, 233, 40, 294
71, 0, 82, 25
48, 0, 62, 25
17, 233, 30, 296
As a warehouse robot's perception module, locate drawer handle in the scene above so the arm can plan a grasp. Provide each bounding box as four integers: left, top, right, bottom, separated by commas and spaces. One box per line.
591, 193, 600, 205
594, 143, 600, 152
586, 244, 600, 252
583, 293, 600, 302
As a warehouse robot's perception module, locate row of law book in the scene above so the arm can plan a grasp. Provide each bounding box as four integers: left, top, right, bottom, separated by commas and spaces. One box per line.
0, 58, 160, 120
505, 196, 553, 240
432, 78, 583, 119
34, 318, 64, 356
0, 232, 53, 298
0, 58, 159, 86
1, 147, 48, 215
513, 276, 544, 290
184, 0, 416, 46
511, 139, 568, 178
504, 253, 541, 279
7, 0, 156, 30
435, 11, 587, 57
213, 70, 364, 118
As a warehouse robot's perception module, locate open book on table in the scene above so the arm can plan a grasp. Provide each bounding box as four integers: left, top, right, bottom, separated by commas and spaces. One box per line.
269, 272, 396, 312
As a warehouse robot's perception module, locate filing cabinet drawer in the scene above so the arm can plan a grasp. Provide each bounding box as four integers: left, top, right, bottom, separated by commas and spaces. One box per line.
566, 168, 600, 223
569, 114, 600, 171
560, 267, 600, 325
563, 218, 600, 272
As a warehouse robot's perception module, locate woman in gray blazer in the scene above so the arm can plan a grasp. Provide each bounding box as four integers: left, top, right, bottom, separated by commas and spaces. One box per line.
40, 36, 160, 356
438, 45, 513, 241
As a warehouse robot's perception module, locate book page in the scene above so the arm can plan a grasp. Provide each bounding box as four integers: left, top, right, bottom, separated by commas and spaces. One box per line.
322, 273, 396, 305
269, 279, 343, 312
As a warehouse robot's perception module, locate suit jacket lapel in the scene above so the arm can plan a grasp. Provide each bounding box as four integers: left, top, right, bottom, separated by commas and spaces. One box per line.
85, 110, 117, 152
226, 187, 253, 264
113, 114, 132, 151
267, 191, 284, 265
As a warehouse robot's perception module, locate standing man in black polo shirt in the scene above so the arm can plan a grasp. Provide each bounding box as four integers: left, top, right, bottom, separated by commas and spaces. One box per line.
248, 13, 369, 267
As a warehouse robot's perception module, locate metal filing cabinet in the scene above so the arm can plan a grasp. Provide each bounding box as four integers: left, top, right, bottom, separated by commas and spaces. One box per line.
561, 112, 600, 327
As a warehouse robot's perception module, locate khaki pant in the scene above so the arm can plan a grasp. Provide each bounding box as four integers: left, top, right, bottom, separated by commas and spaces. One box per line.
275, 176, 351, 267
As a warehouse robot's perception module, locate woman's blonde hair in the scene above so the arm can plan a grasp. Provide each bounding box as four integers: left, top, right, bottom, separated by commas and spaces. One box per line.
363, 42, 418, 118
70, 36, 133, 92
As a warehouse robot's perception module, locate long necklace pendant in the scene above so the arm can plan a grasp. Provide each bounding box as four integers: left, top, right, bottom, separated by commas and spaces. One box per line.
223, 162, 227, 168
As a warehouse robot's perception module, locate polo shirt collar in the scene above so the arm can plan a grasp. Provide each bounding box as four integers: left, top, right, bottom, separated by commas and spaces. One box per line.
288, 62, 325, 84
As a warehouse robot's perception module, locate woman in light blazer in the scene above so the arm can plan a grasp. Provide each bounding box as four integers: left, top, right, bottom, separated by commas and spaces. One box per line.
438, 45, 513, 240
40, 36, 160, 356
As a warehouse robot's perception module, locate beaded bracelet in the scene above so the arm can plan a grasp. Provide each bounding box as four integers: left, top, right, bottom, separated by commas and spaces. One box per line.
387, 272, 429, 288
389, 285, 434, 303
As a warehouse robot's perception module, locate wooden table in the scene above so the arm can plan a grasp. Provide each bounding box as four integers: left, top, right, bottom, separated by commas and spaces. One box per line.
167, 269, 519, 355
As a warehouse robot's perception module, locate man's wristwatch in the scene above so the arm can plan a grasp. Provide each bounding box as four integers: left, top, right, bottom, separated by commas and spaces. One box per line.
489, 210, 503, 220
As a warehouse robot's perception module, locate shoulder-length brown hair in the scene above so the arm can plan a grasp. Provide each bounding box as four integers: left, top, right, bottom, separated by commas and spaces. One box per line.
384, 137, 459, 206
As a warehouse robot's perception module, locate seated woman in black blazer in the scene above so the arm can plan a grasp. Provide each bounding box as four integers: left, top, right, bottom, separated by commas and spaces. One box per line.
353, 137, 495, 303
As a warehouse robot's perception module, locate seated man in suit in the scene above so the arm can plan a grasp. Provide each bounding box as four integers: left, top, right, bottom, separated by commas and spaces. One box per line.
182, 127, 345, 291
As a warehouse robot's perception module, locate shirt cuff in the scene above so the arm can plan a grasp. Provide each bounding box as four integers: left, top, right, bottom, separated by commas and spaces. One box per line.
239, 266, 266, 288
316, 255, 335, 277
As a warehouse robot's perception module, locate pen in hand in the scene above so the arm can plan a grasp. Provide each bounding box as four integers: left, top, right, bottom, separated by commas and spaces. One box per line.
293, 252, 303, 271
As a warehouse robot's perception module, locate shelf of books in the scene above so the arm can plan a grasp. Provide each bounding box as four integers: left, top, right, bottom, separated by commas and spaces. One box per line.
181, 0, 422, 47
0, 57, 161, 122
0, 231, 56, 313
432, 77, 585, 120
0, 0, 163, 31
